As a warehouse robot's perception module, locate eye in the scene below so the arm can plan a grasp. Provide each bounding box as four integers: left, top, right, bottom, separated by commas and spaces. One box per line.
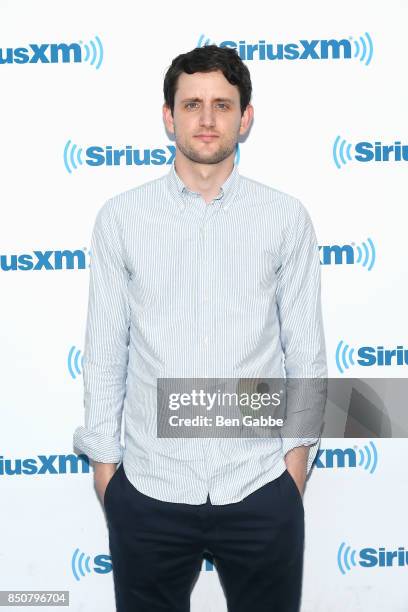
185, 102, 199, 109
216, 103, 229, 110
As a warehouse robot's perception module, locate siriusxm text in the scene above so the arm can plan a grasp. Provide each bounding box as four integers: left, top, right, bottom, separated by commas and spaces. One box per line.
0, 43, 81, 64
0, 455, 90, 475
218, 39, 352, 60
1, 250, 87, 271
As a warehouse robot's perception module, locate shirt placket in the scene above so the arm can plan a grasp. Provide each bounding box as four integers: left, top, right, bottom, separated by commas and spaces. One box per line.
192, 192, 223, 375
194, 195, 224, 497
198, 212, 210, 377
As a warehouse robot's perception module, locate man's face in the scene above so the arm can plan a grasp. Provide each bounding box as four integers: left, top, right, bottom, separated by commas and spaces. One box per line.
163, 70, 252, 165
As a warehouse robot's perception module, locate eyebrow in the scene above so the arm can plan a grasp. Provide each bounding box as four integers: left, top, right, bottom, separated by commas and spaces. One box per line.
180, 97, 235, 104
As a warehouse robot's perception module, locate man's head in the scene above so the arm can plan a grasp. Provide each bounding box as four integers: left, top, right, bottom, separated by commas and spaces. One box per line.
163, 45, 253, 166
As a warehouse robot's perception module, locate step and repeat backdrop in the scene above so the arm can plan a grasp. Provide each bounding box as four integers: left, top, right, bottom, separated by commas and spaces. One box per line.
1, 0, 407, 610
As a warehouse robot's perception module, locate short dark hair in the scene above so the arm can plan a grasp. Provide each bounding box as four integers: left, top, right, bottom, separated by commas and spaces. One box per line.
163, 45, 252, 115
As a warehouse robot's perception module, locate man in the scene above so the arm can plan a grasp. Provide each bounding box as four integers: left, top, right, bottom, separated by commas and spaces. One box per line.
73, 44, 327, 612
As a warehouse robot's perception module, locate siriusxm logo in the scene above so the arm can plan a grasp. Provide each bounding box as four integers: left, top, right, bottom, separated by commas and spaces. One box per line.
315, 442, 378, 473
0, 454, 90, 476
197, 33, 373, 64
333, 136, 408, 168
319, 238, 375, 270
203, 558, 215, 571
72, 549, 111, 581
64, 141, 176, 173
72, 549, 213, 581
0, 36, 103, 69
68, 346, 84, 380
63, 142, 240, 174
0, 249, 88, 271
336, 341, 408, 373
338, 542, 408, 574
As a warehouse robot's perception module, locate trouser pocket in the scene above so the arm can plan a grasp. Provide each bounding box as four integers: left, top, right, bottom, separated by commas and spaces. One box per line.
103, 463, 122, 508
283, 469, 304, 513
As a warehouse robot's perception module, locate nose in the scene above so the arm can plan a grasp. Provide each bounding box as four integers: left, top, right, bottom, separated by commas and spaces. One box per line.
199, 103, 216, 128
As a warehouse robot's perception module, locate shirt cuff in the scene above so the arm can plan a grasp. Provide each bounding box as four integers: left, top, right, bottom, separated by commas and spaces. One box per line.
73, 426, 124, 463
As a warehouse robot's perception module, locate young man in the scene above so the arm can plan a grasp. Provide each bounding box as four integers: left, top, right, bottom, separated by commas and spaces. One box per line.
73, 45, 327, 612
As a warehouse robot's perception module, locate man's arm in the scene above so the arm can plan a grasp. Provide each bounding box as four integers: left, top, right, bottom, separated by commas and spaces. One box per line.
275, 199, 328, 495
73, 199, 131, 501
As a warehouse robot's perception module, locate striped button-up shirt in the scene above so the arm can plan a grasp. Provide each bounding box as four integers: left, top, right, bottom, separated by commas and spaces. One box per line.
73, 162, 327, 504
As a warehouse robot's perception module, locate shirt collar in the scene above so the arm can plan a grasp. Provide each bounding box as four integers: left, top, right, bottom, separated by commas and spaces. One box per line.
166, 161, 240, 212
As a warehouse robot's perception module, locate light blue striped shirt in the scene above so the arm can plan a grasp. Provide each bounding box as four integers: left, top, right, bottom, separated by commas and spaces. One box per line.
73, 162, 327, 504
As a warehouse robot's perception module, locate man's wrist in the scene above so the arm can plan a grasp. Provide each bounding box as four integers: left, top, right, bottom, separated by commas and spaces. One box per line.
284, 446, 309, 495
93, 461, 118, 478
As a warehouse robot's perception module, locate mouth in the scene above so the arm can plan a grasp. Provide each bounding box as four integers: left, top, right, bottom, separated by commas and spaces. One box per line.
194, 134, 219, 142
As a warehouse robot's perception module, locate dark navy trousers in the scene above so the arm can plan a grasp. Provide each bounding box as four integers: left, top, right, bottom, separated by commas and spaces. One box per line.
104, 463, 305, 612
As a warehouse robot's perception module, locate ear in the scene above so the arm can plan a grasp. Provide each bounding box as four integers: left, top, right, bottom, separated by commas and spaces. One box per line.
239, 103, 254, 136
163, 103, 175, 134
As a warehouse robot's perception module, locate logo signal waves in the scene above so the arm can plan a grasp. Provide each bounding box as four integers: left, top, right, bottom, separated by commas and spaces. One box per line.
78, 36, 103, 70
333, 135, 354, 169
68, 346, 84, 379
197, 34, 213, 47
64, 140, 84, 174
353, 238, 376, 270
72, 548, 92, 581
338, 542, 358, 575
235, 143, 240, 165
350, 32, 373, 65
335, 340, 355, 374
357, 441, 378, 474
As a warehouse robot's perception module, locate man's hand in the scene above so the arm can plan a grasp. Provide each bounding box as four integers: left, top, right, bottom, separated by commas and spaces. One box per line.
284, 445, 309, 497
93, 462, 118, 505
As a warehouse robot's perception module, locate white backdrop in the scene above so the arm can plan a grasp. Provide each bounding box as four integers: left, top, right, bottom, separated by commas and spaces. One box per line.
1, 0, 408, 610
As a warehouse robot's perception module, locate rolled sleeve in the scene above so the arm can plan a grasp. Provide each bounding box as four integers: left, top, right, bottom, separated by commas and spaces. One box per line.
73, 199, 130, 464
276, 199, 328, 475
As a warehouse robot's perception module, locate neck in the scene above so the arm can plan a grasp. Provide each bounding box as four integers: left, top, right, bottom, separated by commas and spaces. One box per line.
174, 150, 235, 204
